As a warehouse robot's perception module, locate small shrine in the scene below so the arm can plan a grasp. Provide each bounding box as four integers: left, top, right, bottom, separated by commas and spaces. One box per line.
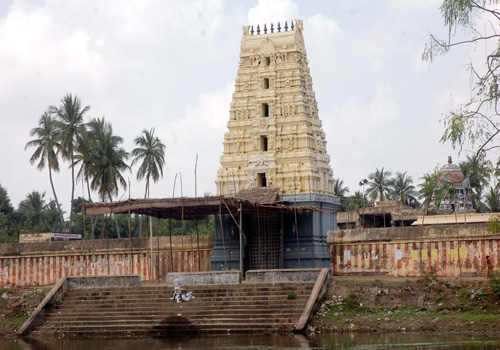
429, 156, 474, 213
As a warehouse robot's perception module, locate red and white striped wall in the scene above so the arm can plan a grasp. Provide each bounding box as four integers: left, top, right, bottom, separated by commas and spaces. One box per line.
0, 236, 213, 287
332, 238, 499, 277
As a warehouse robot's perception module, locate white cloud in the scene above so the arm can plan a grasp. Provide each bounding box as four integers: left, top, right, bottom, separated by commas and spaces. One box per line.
247, 0, 299, 25
0, 0, 491, 216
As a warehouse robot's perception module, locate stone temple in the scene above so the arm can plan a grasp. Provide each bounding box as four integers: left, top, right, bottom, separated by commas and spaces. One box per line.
216, 20, 334, 196
210, 20, 339, 271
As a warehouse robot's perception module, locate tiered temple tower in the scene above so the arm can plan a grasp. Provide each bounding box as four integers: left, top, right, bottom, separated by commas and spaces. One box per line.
211, 20, 338, 271
216, 20, 334, 196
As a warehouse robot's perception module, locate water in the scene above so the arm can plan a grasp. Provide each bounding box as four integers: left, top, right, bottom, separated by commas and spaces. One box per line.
2, 333, 500, 350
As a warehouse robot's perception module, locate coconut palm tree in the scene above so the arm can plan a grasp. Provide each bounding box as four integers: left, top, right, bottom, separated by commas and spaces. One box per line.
332, 178, 350, 212
485, 187, 500, 213
418, 172, 437, 210
131, 128, 166, 236
390, 172, 419, 207
333, 178, 350, 197
18, 191, 48, 231
50, 94, 90, 232
459, 153, 492, 212
367, 167, 392, 202
25, 112, 64, 225
345, 191, 366, 211
73, 125, 99, 238
87, 118, 129, 238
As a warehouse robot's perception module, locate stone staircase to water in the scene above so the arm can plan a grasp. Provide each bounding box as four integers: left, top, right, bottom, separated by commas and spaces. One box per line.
29, 283, 314, 337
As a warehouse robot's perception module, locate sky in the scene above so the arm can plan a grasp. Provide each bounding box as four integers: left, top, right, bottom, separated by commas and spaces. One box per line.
0, 0, 486, 214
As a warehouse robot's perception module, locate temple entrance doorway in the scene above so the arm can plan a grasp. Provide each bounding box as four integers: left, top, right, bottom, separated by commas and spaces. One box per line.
247, 213, 282, 270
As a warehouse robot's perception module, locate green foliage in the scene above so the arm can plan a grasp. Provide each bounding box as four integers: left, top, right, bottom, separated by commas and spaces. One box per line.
50, 94, 90, 231
424, 1, 500, 167
390, 171, 419, 207
490, 272, 500, 300
287, 291, 296, 300
342, 293, 361, 311
367, 167, 392, 202
485, 188, 500, 213
131, 128, 166, 194
488, 215, 500, 234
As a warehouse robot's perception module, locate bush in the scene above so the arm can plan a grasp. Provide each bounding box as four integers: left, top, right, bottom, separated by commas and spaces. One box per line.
490, 272, 500, 300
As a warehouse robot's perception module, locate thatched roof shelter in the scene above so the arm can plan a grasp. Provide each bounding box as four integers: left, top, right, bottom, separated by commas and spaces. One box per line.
83, 187, 317, 221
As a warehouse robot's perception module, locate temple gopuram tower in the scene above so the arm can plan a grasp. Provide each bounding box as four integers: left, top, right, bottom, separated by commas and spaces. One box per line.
211, 20, 338, 272
216, 20, 334, 196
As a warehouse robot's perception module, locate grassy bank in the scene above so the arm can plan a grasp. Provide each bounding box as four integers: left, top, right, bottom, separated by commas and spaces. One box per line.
310, 276, 500, 334
0, 286, 49, 337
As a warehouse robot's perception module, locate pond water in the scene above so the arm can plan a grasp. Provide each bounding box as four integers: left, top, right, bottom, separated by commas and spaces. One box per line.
2, 333, 500, 350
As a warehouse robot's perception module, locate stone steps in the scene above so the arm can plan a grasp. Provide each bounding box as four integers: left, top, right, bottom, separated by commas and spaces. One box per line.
32, 283, 312, 337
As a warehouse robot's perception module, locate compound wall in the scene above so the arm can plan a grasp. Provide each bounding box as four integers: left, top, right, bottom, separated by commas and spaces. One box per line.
0, 235, 213, 287
329, 223, 497, 277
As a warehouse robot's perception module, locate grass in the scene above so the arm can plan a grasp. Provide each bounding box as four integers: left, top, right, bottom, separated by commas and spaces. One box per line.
0, 315, 29, 332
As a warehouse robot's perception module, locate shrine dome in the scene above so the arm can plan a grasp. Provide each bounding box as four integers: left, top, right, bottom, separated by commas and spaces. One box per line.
438, 156, 465, 184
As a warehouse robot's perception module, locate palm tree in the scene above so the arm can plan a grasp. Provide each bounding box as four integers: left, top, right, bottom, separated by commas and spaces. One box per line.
18, 191, 48, 232
45, 200, 65, 231
50, 94, 89, 232
131, 128, 166, 236
418, 172, 437, 210
333, 178, 350, 197
345, 191, 366, 211
485, 188, 500, 212
333, 178, 350, 212
131, 128, 166, 198
390, 172, 419, 207
73, 126, 98, 238
25, 112, 64, 225
87, 118, 129, 238
459, 153, 492, 212
367, 167, 392, 202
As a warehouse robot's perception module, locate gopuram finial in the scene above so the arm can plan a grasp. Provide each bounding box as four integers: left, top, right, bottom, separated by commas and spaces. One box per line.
284, 21, 288, 31
277, 22, 281, 32
264, 23, 267, 34
270, 23, 274, 33
250, 25, 254, 35
256, 24, 260, 34
291, 20, 294, 30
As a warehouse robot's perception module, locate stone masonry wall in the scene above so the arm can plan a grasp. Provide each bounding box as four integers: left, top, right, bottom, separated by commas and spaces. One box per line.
328, 224, 498, 277
0, 235, 213, 287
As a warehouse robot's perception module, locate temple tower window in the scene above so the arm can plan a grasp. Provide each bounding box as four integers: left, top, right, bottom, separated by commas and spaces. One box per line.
260, 135, 268, 151
257, 173, 267, 187
262, 103, 269, 117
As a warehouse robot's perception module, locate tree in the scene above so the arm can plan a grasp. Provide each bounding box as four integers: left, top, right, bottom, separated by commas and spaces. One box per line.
131, 128, 166, 198
131, 128, 166, 236
344, 191, 367, 211
390, 172, 419, 207
459, 152, 492, 211
333, 178, 350, 197
0, 183, 14, 216
333, 178, 350, 212
50, 94, 89, 232
87, 118, 129, 238
419, 172, 438, 211
485, 187, 500, 212
367, 167, 392, 202
0, 184, 17, 242
18, 191, 48, 232
423, 1, 500, 166
25, 112, 64, 224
